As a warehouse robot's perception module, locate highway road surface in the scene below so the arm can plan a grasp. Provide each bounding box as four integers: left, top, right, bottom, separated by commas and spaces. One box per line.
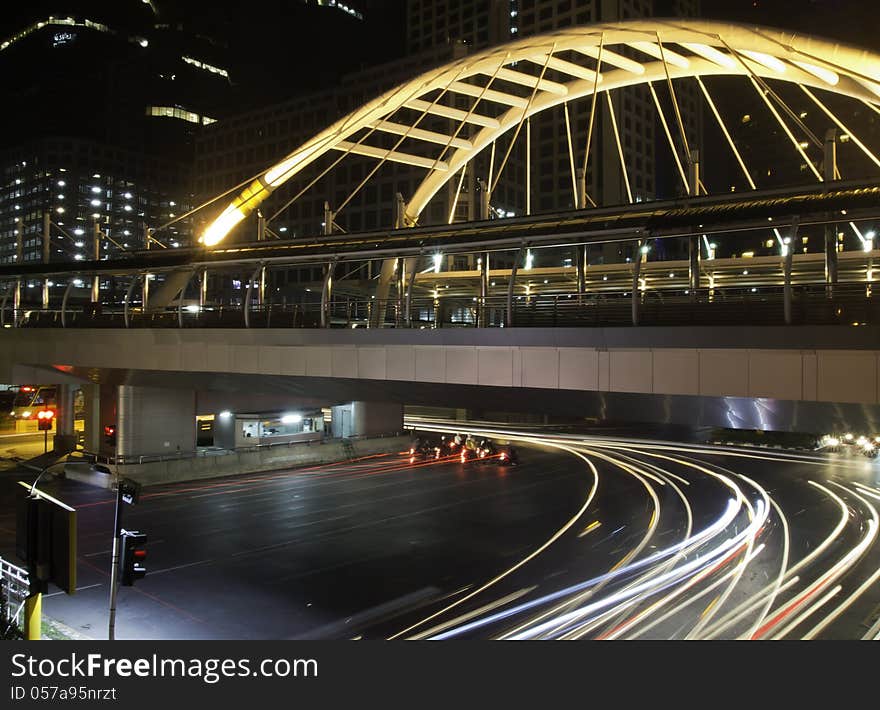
1, 424, 879, 640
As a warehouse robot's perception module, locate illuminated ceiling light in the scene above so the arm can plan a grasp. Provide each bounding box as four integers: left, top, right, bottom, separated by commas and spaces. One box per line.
57, 194, 64, 200
57, 180, 65, 187
74, 228, 84, 236
55, 207, 64, 213
281, 413, 302, 424
74, 241, 84, 247
73, 279, 83, 287
74, 254, 84, 261
792, 60, 839, 85
90, 199, 101, 207
680, 42, 737, 68
740, 50, 787, 73
124, 192, 132, 199
433, 253, 443, 273
629, 41, 690, 68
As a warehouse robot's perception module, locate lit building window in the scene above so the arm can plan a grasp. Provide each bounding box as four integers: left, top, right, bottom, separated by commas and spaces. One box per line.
181, 55, 230, 78
147, 105, 216, 125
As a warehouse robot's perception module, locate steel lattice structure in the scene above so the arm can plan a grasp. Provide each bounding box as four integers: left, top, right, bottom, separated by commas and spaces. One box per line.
198, 19, 880, 247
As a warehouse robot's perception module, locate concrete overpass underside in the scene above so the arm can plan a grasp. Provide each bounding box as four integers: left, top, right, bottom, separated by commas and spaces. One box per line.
4, 326, 880, 435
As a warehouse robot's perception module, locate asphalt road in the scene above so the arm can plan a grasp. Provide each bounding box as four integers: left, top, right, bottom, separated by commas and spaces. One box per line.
0, 445, 586, 640
2, 425, 879, 640
383, 421, 880, 640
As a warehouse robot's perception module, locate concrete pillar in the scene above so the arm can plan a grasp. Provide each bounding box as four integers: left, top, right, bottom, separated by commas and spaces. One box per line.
81, 384, 101, 453
116, 385, 196, 460
213, 411, 235, 450
352, 401, 403, 438
53, 384, 77, 453
331, 401, 402, 438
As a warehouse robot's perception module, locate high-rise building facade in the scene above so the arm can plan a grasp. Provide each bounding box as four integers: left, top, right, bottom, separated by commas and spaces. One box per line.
0, 2, 235, 274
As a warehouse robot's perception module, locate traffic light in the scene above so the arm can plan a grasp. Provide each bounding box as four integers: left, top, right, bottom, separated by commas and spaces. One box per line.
119, 530, 147, 586
37, 409, 54, 431
104, 424, 116, 447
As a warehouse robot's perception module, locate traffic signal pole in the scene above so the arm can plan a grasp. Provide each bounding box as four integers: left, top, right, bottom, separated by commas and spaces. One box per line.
107, 483, 124, 641
24, 593, 41, 640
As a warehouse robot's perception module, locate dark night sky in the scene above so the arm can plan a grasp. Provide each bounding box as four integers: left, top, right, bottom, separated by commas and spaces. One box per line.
700, 0, 880, 50
0, 1, 877, 106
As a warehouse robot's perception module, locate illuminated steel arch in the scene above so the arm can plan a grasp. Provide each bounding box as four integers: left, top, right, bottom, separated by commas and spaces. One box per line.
200, 18, 880, 246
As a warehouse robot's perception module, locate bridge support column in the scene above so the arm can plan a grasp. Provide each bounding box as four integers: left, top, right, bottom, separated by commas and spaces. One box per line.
91, 221, 101, 303
81, 384, 117, 457
243, 263, 263, 328
688, 151, 701, 293
372, 195, 412, 328
478, 179, 490, 221
53, 384, 77, 453
117, 385, 196, 461
576, 245, 586, 303
372, 258, 398, 328
824, 129, 839, 295
11, 282, 21, 328
507, 246, 523, 327
405, 255, 419, 327
632, 241, 643, 326
42, 212, 51, 310
321, 260, 336, 328
479, 252, 489, 327
331, 401, 403, 439
395, 259, 405, 326
199, 268, 208, 308
784, 217, 797, 325
576, 168, 587, 211
14, 219, 23, 327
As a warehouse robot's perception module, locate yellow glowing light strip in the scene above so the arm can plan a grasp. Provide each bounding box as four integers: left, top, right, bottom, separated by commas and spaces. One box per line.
629, 41, 691, 68
680, 42, 737, 69
332, 141, 450, 171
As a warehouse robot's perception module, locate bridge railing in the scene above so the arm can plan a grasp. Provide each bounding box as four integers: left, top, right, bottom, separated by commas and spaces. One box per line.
5, 282, 878, 329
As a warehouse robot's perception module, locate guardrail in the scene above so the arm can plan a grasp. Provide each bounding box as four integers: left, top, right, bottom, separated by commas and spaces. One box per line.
5, 283, 878, 329
0, 556, 29, 640
76, 431, 405, 467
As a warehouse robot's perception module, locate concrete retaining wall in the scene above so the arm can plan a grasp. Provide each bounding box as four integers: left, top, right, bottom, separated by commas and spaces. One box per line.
119, 435, 410, 486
